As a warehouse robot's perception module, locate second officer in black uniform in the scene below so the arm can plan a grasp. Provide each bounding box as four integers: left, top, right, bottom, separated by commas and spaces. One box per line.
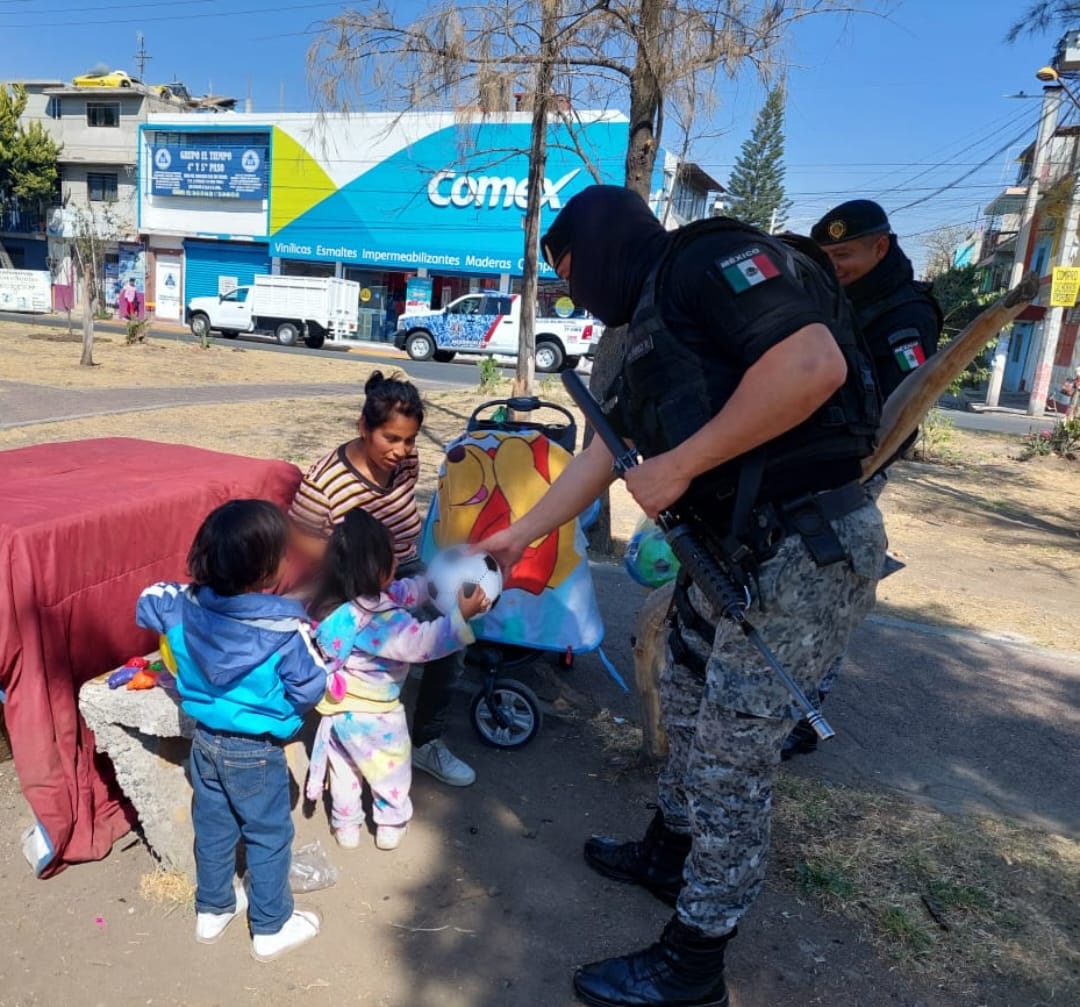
812, 198, 941, 401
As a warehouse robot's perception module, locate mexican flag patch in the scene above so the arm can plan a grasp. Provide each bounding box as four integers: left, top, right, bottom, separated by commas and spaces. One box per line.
894, 342, 926, 372
719, 249, 780, 293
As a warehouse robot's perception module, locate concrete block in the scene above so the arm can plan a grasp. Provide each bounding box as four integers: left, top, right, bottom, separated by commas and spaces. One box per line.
79, 665, 197, 877
79, 659, 313, 880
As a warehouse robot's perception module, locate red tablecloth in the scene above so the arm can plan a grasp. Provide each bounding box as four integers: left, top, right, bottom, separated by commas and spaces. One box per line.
0, 438, 302, 877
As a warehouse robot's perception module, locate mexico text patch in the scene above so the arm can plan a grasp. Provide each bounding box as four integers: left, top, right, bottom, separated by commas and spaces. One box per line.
717, 247, 780, 293
888, 328, 926, 373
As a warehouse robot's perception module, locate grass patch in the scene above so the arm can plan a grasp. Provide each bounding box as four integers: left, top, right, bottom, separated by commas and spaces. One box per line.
773, 775, 1080, 999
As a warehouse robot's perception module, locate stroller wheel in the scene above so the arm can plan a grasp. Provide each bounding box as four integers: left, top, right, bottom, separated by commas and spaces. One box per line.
470, 679, 542, 749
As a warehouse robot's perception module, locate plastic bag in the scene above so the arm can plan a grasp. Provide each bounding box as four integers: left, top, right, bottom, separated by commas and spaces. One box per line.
289, 839, 338, 893
624, 516, 680, 589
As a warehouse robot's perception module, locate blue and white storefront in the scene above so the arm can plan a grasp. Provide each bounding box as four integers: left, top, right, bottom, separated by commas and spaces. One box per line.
137, 111, 649, 338
140, 112, 630, 337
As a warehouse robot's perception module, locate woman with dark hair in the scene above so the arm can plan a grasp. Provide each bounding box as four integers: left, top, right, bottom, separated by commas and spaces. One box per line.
289, 371, 477, 788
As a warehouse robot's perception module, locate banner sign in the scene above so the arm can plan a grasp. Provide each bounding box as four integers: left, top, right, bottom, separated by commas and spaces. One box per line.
405, 276, 433, 310
0, 269, 51, 313
1050, 266, 1080, 307
151, 141, 268, 201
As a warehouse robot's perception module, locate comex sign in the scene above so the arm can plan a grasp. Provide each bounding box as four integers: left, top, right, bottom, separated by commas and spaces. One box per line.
428, 169, 580, 209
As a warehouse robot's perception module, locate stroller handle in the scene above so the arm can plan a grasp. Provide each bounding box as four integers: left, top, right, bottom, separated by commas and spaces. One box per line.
469, 396, 575, 426
467, 396, 578, 455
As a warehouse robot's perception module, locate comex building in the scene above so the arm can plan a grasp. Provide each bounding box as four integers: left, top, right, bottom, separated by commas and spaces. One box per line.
136, 109, 721, 338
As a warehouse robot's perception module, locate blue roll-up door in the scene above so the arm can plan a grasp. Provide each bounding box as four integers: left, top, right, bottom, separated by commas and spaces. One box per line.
183, 240, 270, 301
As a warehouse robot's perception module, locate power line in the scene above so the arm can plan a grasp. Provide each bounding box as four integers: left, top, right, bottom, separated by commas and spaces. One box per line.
1, 0, 212, 13
889, 106, 1063, 216
0, 0, 340, 27
870, 105, 1040, 203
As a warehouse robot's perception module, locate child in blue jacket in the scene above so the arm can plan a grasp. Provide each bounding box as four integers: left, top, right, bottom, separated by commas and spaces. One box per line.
137, 499, 326, 962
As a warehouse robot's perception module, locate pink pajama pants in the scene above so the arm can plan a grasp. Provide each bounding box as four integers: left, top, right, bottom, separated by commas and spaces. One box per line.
307, 706, 412, 829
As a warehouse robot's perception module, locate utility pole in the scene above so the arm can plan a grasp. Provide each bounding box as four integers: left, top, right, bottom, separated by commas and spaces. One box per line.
1028, 124, 1080, 415
987, 84, 1061, 407
1023, 64, 1080, 414
134, 33, 152, 78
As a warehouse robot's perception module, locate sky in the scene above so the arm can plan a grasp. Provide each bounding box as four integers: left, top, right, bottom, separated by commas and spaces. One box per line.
0, 0, 1067, 271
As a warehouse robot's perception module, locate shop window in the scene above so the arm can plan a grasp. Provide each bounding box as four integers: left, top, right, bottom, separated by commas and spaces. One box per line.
86, 102, 120, 128
280, 259, 335, 278
87, 172, 118, 202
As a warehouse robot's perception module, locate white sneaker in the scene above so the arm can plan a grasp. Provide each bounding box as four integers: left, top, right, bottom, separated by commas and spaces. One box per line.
375, 824, 408, 851
412, 739, 476, 787
194, 879, 248, 944
335, 824, 362, 850
250, 909, 321, 963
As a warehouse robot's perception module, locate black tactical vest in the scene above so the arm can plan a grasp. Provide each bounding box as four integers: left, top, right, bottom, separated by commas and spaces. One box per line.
604, 218, 881, 521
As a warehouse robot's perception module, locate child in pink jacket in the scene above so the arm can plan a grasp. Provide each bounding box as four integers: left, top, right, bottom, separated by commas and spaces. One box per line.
305, 508, 489, 851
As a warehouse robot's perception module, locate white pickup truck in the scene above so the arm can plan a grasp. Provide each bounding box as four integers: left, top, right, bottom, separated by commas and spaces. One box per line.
185, 274, 360, 349
394, 292, 600, 372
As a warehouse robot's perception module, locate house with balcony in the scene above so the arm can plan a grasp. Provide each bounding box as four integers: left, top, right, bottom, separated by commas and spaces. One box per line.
984, 122, 1080, 395
1, 77, 177, 309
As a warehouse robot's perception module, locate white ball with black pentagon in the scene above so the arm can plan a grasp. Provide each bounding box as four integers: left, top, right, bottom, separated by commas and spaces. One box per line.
425, 546, 503, 616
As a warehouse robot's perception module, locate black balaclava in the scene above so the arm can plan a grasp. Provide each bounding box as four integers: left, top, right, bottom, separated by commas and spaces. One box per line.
541, 185, 671, 326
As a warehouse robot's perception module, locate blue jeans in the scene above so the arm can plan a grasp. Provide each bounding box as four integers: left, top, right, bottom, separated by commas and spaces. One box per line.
190, 727, 294, 935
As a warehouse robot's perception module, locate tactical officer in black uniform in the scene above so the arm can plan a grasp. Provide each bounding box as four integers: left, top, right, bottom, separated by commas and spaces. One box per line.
812, 199, 941, 402
775, 200, 945, 761
482, 186, 887, 1007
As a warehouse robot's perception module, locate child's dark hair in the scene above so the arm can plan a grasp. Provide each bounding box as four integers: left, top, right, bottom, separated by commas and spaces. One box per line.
361, 370, 424, 430
187, 499, 288, 596
309, 508, 396, 619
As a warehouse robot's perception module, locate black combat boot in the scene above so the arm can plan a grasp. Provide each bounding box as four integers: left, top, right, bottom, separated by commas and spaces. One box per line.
573, 916, 733, 1007
583, 809, 691, 907
780, 718, 819, 760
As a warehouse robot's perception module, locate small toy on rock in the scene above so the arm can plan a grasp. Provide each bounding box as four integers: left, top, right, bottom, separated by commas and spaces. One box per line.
107, 655, 151, 689
425, 546, 502, 617
126, 668, 158, 690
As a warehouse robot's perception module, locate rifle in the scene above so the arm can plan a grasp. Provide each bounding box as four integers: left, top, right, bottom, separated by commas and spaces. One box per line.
562, 370, 835, 743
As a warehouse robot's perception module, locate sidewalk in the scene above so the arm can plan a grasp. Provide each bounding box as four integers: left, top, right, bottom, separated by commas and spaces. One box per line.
943, 386, 1059, 417
0, 379, 364, 429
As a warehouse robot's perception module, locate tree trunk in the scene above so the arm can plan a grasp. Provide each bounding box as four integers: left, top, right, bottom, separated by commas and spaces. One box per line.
584, 0, 664, 552
80, 273, 95, 367
624, 0, 663, 200
515, 0, 558, 398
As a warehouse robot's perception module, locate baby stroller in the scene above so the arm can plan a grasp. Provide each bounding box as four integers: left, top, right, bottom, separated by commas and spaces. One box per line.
419, 394, 618, 749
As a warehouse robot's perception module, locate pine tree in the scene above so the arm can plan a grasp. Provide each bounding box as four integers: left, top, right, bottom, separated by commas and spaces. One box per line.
724, 85, 792, 232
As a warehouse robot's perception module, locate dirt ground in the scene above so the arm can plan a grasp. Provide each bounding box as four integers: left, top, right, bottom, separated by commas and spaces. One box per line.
1, 323, 1078, 1007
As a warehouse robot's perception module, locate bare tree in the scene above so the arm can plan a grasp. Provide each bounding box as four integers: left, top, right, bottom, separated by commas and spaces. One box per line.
923, 224, 969, 280
69, 206, 119, 367
307, 0, 864, 333
309, 0, 868, 548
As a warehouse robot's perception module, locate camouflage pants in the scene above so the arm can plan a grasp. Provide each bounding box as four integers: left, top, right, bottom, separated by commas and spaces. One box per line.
657, 501, 886, 936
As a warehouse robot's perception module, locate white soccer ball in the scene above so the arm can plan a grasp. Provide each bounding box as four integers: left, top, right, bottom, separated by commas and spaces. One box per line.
426, 546, 503, 616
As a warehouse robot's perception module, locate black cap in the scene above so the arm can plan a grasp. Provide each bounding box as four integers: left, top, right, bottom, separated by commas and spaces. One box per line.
811, 200, 891, 245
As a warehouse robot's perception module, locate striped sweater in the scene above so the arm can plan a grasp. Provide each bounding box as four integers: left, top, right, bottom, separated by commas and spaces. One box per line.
289, 443, 422, 560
